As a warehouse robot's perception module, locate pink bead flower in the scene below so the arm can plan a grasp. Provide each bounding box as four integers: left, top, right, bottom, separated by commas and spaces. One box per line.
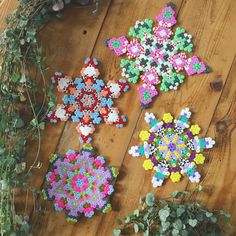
156, 6, 177, 27
107, 36, 128, 56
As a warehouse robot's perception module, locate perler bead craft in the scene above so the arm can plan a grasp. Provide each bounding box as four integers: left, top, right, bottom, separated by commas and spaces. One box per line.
106, 3, 211, 107
129, 108, 215, 187
47, 57, 129, 143
42, 146, 118, 222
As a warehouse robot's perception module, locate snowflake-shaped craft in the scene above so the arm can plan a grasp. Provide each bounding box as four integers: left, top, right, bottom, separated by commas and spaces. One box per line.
129, 108, 215, 187
48, 57, 129, 143
106, 3, 211, 107
42, 146, 118, 222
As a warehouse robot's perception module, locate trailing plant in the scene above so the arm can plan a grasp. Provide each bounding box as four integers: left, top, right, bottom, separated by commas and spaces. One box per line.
113, 190, 230, 236
0, 0, 99, 235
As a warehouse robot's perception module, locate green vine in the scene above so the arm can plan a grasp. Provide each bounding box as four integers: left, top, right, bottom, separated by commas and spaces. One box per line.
113, 190, 230, 236
0, 0, 98, 235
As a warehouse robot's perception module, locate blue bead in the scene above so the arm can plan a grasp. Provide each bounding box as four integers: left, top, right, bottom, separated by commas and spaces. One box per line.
74, 77, 85, 90
121, 115, 126, 122
93, 58, 98, 65
106, 98, 114, 107
84, 57, 90, 64
66, 149, 76, 155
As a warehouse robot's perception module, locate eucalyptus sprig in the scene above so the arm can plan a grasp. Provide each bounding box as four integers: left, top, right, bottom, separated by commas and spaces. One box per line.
113, 190, 230, 236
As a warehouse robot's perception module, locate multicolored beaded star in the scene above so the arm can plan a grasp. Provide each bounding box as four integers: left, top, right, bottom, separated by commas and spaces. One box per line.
42, 146, 118, 222
47, 57, 129, 143
106, 3, 211, 107
129, 108, 215, 187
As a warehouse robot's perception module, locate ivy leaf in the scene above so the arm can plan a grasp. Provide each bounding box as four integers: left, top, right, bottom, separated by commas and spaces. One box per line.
20, 94, 26, 102
19, 73, 26, 83
181, 229, 189, 236
177, 206, 185, 217
145, 192, 155, 206
14, 215, 23, 224
210, 217, 217, 223
171, 190, 180, 198
188, 219, 198, 227
115, 219, 122, 225
39, 122, 45, 130
161, 221, 170, 231
159, 199, 168, 205
113, 229, 121, 236
0, 148, 5, 155
20, 223, 30, 233
134, 223, 139, 233
173, 219, 183, 230
143, 230, 149, 236
133, 209, 139, 217
125, 216, 131, 223
14, 118, 25, 128
172, 229, 179, 236
159, 207, 170, 222
206, 212, 213, 218
12, 73, 21, 82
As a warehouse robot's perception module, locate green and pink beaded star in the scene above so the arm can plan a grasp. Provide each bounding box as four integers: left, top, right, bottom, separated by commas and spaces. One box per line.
106, 3, 211, 107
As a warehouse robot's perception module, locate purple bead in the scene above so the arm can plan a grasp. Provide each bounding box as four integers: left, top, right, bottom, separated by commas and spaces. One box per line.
186, 131, 192, 138
166, 123, 172, 128
151, 156, 158, 163
171, 167, 179, 172
189, 152, 195, 160
149, 135, 155, 142
168, 143, 176, 152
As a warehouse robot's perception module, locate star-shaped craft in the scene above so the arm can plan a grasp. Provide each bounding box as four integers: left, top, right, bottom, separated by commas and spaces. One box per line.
129, 108, 215, 187
47, 57, 129, 143
106, 3, 211, 107
42, 146, 118, 222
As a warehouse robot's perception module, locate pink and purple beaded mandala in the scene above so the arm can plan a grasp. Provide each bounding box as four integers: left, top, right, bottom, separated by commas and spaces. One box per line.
106, 3, 211, 107
42, 146, 118, 222
47, 57, 129, 143
129, 108, 215, 187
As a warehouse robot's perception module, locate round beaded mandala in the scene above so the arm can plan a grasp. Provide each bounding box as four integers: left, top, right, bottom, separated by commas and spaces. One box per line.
129, 108, 215, 187
47, 57, 129, 143
42, 146, 118, 222
106, 3, 211, 107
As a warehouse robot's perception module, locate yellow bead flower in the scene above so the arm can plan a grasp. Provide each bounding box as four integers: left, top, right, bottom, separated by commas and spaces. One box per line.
170, 172, 181, 182
139, 130, 150, 141
194, 154, 205, 164
143, 159, 154, 170
163, 113, 173, 123
190, 124, 201, 135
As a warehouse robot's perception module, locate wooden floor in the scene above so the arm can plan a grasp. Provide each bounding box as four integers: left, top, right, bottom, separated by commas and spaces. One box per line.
1, 0, 236, 235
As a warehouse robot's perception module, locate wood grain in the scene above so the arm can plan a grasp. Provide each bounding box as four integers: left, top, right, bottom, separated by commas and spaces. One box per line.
189, 56, 236, 234
1, 0, 236, 235
95, 0, 236, 235
0, 0, 18, 31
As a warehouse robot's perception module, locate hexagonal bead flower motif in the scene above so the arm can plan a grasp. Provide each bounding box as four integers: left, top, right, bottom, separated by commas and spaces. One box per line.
42, 146, 118, 222
106, 3, 211, 107
47, 57, 129, 143
129, 108, 215, 187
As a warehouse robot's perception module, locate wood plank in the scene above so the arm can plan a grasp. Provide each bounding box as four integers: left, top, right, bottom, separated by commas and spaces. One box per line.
1, 0, 234, 235
95, 0, 236, 235
31, 0, 184, 235
13, 0, 112, 219
0, 0, 18, 31
0, 0, 111, 217
189, 57, 236, 234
